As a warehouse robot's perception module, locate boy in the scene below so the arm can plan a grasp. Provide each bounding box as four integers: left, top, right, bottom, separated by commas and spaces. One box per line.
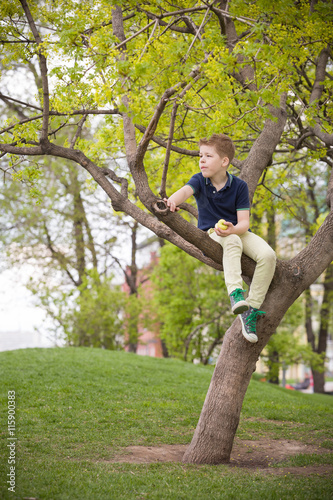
165, 133, 276, 343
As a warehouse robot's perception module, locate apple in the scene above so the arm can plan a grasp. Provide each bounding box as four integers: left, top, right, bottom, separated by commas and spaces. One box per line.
217, 219, 228, 230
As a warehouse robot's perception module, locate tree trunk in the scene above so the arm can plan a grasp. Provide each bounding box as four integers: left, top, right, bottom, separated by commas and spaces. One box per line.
70, 170, 87, 286
268, 350, 279, 385
182, 321, 258, 464
183, 261, 296, 464
127, 342, 138, 353
266, 205, 278, 384
312, 370, 325, 393
183, 236, 333, 464
312, 263, 333, 393
161, 339, 169, 358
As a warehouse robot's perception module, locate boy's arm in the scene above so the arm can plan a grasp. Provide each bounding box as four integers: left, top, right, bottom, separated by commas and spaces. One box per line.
215, 209, 250, 236
164, 185, 194, 212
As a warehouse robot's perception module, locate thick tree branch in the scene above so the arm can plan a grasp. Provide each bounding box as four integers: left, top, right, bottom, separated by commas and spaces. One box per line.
311, 125, 333, 147
216, 1, 256, 90
112, 5, 137, 168
308, 46, 333, 146
240, 94, 288, 201
0, 139, 226, 271
309, 47, 330, 105
289, 210, 333, 291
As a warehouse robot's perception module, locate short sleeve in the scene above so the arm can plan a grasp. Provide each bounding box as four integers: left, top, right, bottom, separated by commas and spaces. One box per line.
236, 181, 250, 210
186, 173, 201, 195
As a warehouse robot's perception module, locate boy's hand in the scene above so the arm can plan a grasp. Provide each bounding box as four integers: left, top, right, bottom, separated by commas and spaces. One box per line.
163, 198, 180, 212
214, 221, 233, 236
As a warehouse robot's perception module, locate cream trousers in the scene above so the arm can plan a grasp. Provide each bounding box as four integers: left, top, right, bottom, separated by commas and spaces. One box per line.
209, 230, 276, 309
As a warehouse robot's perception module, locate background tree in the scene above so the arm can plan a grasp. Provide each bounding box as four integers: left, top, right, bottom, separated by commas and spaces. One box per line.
150, 243, 232, 363
252, 158, 332, 391
0, 0, 332, 464
264, 297, 325, 385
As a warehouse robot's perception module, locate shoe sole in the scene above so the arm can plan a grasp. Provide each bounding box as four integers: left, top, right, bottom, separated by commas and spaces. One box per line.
232, 301, 249, 315
240, 316, 258, 343
242, 331, 258, 343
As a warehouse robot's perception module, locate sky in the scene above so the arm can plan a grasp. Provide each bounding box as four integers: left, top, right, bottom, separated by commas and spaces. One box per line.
0, 267, 58, 351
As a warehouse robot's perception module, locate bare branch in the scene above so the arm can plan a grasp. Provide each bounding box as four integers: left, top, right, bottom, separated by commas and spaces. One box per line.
139, 11, 195, 34
212, 6, 256, 27
101, 167, 129, 199
0, 39, 35, 44
136, 87, 180, 164
135, 124, 199, 156
43, 222, 79, 286
178, 202, 198, 219
160, 101, 179, 198
138, 18, 159, 60
69, 115, 87, 149
183, 4, 213, 62
139, 4, 255, 27
19, 0, 49, 143
113, 19, 156, 50
184, 315, 221, 360
0, 92, 42, 114
136, 68, 203, 165
0, 108, 121, 136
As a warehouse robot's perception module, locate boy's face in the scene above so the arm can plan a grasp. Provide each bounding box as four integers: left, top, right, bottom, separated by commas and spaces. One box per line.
199, 144, 229, 178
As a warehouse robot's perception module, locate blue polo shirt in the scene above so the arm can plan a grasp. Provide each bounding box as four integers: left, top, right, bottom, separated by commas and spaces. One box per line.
186, 172, 250, 231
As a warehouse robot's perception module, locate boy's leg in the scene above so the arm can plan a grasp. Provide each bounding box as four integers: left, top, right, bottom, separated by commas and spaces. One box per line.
237, 231, 276, 343
209, 232, 248, 313
209, 232, 243, 294
239, 231, 276, 309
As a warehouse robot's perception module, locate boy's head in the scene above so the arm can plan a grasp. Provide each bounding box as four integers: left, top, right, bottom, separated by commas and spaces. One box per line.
199, 133, 235, 165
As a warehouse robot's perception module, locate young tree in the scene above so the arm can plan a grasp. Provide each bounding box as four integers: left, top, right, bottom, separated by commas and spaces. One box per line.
1, 0, 332, 464
264, 297, 325, 384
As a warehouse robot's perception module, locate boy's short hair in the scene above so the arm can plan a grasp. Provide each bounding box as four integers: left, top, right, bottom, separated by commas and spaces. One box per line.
199, 133, 235, 163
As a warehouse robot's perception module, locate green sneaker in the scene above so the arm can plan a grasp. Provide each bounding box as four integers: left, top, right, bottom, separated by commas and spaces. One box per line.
230, 288, 249, 314
240, 306, 265, 343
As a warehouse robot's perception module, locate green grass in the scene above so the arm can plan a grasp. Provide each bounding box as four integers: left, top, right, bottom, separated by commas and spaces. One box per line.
0, 348, 332, 499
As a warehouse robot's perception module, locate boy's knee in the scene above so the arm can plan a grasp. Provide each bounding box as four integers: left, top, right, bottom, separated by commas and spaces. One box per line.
224, 234, 242, 249
260, 247, 277, 266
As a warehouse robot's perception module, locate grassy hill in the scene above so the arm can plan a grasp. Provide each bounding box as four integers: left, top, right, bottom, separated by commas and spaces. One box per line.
0, 348, 332, 499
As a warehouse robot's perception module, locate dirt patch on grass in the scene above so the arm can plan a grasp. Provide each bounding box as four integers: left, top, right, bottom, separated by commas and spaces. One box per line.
111, 438, 333, 476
